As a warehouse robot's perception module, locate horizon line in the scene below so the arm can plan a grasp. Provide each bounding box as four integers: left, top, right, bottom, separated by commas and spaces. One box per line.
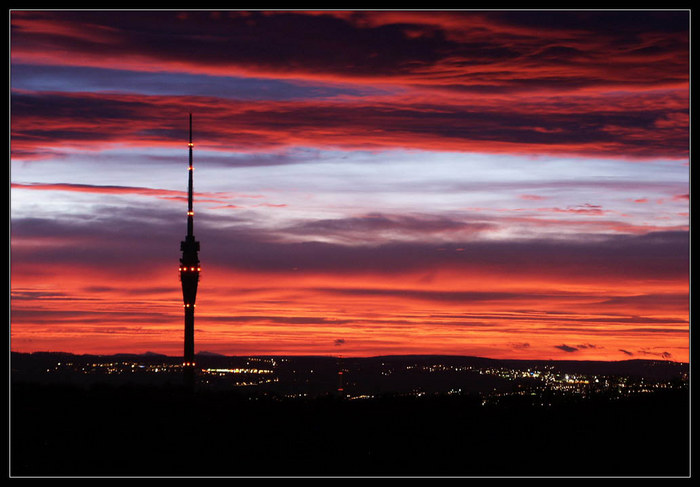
9, 350, 688, 364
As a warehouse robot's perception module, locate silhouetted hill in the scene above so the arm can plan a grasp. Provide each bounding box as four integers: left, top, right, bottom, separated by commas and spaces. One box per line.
10, 352, 690, 476
11, 352, 688, 396
368, 354, 688, 379
11, 351, 688, 377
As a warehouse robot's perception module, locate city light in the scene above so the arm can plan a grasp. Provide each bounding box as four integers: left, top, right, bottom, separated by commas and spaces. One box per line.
32, 355, 687, 403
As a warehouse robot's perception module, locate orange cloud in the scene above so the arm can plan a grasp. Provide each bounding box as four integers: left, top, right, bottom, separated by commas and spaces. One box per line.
10, 230, 689, 361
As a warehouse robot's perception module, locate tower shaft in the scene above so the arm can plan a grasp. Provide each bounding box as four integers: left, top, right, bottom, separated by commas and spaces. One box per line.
180, 113, 200, 385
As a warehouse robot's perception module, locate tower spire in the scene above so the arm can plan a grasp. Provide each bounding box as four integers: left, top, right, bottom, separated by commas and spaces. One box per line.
180, 113, 200, 387
187, 113, 194, 236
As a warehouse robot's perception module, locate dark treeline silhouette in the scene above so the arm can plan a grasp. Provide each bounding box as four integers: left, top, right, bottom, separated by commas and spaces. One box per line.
11, 381, 689, 477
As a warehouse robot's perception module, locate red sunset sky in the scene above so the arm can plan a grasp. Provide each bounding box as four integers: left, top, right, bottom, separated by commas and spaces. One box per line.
10, 10, 689, 361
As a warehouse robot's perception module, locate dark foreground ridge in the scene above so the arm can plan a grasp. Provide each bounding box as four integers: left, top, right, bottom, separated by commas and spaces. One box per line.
11, 353, 690, 476
11, 382, 689, 477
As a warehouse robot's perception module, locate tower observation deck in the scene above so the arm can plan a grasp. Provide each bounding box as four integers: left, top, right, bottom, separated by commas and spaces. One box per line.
179, 114, 200, 386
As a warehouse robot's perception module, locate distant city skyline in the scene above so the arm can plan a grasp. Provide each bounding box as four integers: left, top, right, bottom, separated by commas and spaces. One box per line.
10, 10, 689, 361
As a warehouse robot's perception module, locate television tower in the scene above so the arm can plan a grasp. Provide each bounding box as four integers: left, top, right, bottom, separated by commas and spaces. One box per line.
179, 113, 200, 386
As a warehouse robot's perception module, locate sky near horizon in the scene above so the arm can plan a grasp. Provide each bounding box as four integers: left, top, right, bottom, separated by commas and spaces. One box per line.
10, 10, 689, 361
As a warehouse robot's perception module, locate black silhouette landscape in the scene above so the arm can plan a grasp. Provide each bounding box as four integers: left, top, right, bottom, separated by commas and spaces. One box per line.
11, 352, 689, 476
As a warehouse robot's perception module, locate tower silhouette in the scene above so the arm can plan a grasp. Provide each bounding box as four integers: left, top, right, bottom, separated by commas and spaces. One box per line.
179, 114, 200, 387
